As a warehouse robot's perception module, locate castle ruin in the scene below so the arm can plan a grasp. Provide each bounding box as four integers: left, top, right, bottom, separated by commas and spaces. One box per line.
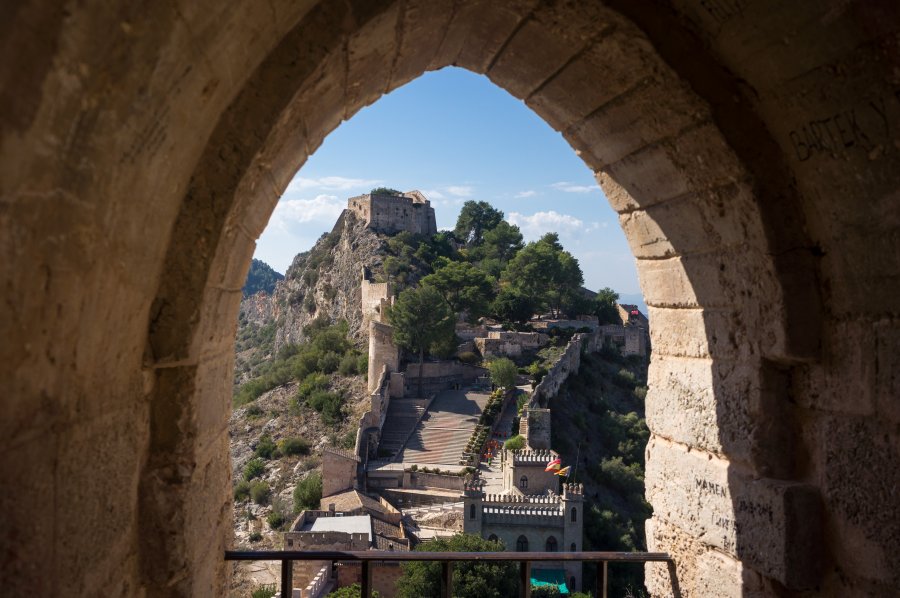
348, 190, 437, 236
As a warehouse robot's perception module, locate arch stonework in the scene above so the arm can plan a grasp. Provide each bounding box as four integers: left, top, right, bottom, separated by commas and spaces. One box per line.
1, 1, 898, 597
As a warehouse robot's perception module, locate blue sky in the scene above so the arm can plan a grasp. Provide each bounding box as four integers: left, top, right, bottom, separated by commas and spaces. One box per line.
256, 67, 643, 301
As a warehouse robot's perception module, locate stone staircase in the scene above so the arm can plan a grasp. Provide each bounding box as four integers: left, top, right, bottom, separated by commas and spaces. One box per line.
395, 390, 490, 466
378, 398, 429, 458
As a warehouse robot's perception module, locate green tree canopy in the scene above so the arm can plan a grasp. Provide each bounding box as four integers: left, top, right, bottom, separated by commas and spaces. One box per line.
488, 358, 518, 390
490, 287, 537, 325
370, 187, 403, 195
397, 534, 516, 598
243, 258, 284, 297
594, 287, 621, 324
454, 200, 504, 246
421, 261, 495, 321
389, 285, 456, 397
500, 233, 584, 317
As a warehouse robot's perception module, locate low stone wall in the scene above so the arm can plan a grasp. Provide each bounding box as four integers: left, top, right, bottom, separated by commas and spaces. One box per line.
404, 471, 466, 491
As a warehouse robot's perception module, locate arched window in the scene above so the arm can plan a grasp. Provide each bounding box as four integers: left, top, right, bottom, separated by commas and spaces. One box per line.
469, 504, 476, 519
570, 577, 576, 592
488, 534, 498, 543
571, 507, 577, 523
570, 543, 576, 552
516, 535, 529, 552
519, 475, 528, 490
545, 536, 558, 552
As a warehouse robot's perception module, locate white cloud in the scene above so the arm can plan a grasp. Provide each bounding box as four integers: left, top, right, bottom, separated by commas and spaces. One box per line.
508, 210, 601, 240
287, 176, 382, 194
421, 189, 446, 200
446, 185, 474, 197
268, 194, 344, 232
515, 190, 538, 198
550, 181, 598, 194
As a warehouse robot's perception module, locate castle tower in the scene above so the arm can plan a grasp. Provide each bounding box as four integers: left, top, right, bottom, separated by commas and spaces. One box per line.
368, 321, 399, 392
462, 481, 484, 535
562, 483, 585, 592
321, 447, 361, 499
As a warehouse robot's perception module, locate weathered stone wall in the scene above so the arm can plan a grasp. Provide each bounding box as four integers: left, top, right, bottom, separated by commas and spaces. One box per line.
321, 448, 360, 499
2, 1, 899, 596
368, 322, 398, 393
348, 192, 437, 236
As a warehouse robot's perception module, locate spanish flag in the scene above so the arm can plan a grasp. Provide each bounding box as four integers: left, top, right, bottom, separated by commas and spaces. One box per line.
555, 466, 571, 477
545, 458, 561, 472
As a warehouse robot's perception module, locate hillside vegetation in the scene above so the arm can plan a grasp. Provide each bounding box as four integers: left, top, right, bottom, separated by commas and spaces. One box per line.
551, 348, 651, 596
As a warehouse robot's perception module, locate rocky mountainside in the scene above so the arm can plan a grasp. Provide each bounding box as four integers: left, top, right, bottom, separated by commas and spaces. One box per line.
240, 210, 388, 349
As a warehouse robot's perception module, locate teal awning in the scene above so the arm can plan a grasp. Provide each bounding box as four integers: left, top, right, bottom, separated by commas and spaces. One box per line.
531, 568, 569, 594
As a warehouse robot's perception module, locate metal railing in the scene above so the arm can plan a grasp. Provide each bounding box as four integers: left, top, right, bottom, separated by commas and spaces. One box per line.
225, 549, 673, 598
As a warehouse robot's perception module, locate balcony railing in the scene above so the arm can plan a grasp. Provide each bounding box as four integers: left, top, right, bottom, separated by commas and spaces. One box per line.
225, 549, 674, 598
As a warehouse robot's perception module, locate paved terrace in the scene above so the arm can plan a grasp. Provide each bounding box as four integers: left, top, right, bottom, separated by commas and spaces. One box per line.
396, 389, 490, 467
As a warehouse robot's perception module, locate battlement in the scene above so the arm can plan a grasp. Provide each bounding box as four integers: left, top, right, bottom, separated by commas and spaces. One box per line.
482, 493, 562, 505
509, 448, 558, 465
562, 483, 584, 499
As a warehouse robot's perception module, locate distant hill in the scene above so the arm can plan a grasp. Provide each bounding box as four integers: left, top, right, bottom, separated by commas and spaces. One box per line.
242, 258, 284, 297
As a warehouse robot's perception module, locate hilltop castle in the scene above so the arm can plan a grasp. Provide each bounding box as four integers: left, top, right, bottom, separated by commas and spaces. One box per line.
347, 190, 437, 236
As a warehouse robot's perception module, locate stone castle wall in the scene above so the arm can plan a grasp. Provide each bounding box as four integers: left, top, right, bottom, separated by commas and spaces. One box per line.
348, 192, 437, 236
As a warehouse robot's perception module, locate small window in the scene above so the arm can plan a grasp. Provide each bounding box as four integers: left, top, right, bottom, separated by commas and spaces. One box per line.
287, 539, 294, 547
519, 475, 528, 490
546, 536, 558, 552
469, 504, 476, 519
516, 535, 529, 552
488, 534, 498, 543
570, 543, 576, 552
570, 577, 576, 591
571, 507, 577, 523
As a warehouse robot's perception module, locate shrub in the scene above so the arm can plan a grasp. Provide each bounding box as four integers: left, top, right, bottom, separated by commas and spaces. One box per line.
243, 457, 265, 481
293, 471, 322, 512
295, 372, 329, 404
233, 480, 251, 502
254, 434, 277, 459
318, 351, 341, 374
248, 531, 262, 542
250, 481, 271, 505
504, 435, 525, 451
357, 353, 369, 375
633, 386, 647, 400
458, 351, 479, 364
252, 584, 277, 598
338, 352, 359, 375
244, 404, 263, 418
307, 390, 344, 426
488, 357, 517, 390
266, 511, 286, 530
278, 436, 311, 456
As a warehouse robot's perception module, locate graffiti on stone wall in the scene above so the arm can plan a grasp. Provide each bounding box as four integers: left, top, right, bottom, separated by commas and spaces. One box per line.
788, 89, 899, 162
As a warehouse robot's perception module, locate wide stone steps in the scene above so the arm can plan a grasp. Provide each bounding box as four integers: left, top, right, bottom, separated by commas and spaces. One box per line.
378, 398, 429, 456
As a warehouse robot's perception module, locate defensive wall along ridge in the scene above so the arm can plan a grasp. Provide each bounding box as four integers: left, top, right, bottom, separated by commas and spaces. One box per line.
2, 2, 899, 596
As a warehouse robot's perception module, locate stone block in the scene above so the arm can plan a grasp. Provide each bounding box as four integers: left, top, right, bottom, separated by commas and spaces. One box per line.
487, 15, 584, 100
619, 182, 763, 260
527, 28, 660, 131
389, 0, 456, 89
564, 74, 707, 169
453, 0, 540, 74
647, 356, 796, 474
602, 122, 747, 209
874, 319, 900, 424
646, 306, 746, 360
345, 4, 400, 117
646, 437, 823, 589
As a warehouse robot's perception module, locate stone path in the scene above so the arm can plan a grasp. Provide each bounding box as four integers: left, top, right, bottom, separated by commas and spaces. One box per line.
396, 390, 489, 466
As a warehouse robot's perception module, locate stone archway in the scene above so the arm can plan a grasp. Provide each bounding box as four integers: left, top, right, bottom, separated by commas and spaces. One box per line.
3, 2, 899, 597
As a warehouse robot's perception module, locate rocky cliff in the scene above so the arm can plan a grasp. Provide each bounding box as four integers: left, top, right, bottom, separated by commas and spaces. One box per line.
240, 210, 389, 348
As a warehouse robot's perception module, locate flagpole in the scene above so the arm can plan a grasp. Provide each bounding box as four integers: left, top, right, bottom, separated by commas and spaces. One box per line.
572, 441, 582, 482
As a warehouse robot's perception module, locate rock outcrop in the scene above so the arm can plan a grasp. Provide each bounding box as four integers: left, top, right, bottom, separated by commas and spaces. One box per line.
240, 211, 389, 348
